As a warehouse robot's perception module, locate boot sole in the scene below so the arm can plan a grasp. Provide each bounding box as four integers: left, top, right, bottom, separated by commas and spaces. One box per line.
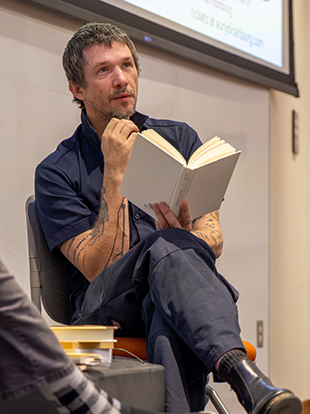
263, 392, 303, 414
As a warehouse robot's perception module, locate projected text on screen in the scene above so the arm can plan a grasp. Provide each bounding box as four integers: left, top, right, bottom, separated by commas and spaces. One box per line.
121, 0, 283, 68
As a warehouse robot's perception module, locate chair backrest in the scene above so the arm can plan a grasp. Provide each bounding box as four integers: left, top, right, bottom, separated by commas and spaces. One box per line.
25, 195, 71, 325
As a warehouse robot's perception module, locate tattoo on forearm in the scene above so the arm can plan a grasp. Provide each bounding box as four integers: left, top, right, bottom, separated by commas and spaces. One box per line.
192, 211, 223, 255
196, 231, 217, 245
102, 197, 126, 269
66, 237, 76, 258
210, 211, 219, 220
72, 234, 90, 270
192, 215, 203, 225
112, 201, 126, 262
64, 192, 128, 274
89, 186, 109, 246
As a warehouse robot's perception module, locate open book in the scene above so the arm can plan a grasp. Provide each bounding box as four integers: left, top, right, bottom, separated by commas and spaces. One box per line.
119, 129, 241, 220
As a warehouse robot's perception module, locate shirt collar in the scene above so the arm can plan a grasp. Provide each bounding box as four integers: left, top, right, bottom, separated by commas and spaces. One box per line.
81, 110, 100, 144
131, 111, 149, 130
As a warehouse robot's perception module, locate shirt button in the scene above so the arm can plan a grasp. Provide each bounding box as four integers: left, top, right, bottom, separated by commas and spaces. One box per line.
134, 213, 140, 220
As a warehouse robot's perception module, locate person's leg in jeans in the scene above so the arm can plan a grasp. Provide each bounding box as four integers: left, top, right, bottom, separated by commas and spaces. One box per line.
78, 229, 240, 411
79, 229, 303, 414
143, 295, 208, 413
0, 258, 145, 414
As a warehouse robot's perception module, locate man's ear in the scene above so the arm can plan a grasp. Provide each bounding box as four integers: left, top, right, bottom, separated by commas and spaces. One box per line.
69, 82, 85, 101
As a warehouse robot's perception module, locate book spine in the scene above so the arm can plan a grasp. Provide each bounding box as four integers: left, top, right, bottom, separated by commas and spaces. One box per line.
170, 167, 193, 217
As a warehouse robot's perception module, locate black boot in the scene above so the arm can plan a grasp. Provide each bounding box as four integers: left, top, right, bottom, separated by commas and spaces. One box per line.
224, 357, 302, 414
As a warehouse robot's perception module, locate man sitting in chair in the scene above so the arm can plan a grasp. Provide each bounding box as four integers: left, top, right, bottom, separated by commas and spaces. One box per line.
35, 22, 301, 413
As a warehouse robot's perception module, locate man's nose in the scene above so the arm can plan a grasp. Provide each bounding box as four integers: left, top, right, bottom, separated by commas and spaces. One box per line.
112, 67, 128, 87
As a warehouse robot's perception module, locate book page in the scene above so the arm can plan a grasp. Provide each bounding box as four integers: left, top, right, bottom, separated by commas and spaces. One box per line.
194, 136, 222, 152
141, 129, 185, 164
190, 146, 237, 169
188, 137, 237, 168
187, 136, 221, 165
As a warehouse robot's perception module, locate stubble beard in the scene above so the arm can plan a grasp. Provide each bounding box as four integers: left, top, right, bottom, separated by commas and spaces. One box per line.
107, 88, 137, 120
108, 104, 136, 120
88, 93, 137, 123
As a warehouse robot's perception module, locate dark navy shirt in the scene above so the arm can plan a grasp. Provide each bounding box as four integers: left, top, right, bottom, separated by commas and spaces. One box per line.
35, 110, 202, 318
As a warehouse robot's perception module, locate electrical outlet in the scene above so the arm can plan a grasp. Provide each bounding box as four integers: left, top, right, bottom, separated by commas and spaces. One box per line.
257, 320, 263, 348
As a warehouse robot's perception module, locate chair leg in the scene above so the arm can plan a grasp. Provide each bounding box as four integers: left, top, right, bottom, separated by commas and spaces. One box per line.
205, 384, 230, 414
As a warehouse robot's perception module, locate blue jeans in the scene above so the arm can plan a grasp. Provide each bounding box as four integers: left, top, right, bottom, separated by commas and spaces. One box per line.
75, 229, 244, 412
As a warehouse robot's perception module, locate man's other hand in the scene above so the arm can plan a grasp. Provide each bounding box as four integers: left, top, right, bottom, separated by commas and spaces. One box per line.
153, 200, 192, 231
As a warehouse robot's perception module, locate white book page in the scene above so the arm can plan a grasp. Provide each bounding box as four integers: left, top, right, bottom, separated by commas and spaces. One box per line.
188, 138, 236, 168
141, 130, 185, 163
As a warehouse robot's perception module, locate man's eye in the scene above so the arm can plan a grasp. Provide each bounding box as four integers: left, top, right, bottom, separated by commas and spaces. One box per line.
99, 67, 107, 72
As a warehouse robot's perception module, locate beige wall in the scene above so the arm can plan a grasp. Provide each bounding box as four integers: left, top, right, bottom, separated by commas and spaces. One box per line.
270, 0, 310, 400
0, 0, 83, 294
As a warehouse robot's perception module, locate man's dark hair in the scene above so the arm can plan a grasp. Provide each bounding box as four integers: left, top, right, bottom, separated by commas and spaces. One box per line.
62, 22, 140, 109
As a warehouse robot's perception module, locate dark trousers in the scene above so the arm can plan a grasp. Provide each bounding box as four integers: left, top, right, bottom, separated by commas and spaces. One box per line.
75, 229, 244, 412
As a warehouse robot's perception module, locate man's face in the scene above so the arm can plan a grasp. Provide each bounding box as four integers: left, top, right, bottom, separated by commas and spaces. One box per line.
79, 42, 138, 122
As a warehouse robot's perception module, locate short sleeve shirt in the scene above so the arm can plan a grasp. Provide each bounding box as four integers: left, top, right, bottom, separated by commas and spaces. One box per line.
35, 110, 202, 317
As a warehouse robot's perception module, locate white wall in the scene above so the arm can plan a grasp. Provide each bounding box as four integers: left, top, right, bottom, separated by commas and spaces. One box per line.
270, 0, 310, 401
0, 0, 81, 294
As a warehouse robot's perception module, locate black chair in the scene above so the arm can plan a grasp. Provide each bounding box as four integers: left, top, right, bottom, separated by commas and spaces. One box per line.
25, 195, 168, 411
26, 194, 252, 414
26, 195, 72, 324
